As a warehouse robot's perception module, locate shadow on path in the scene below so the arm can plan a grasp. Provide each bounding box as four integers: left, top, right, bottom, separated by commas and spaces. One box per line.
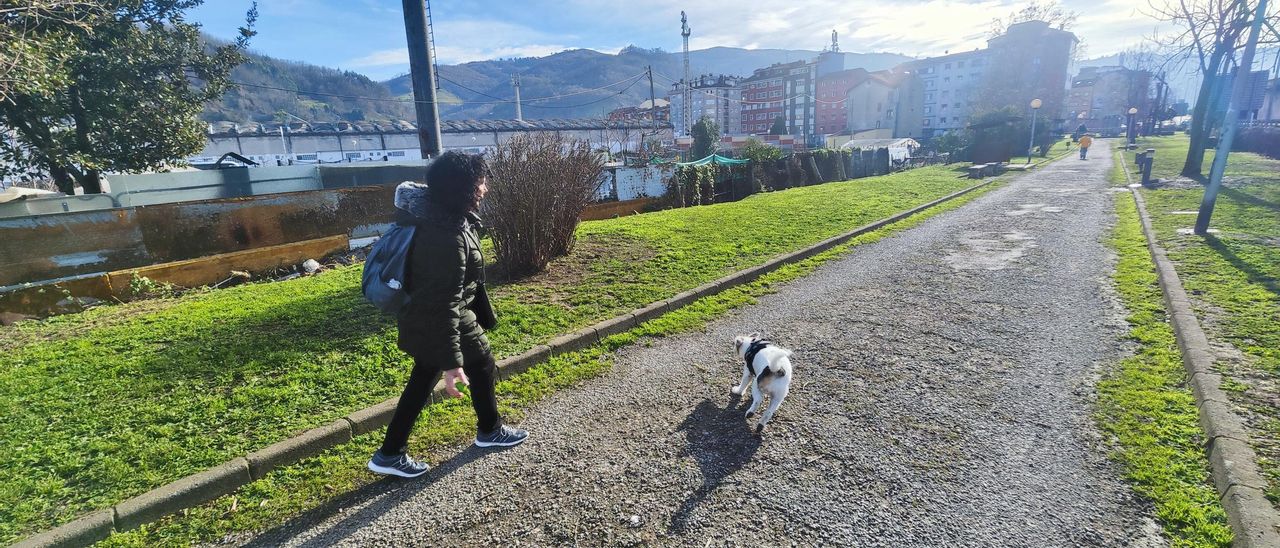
668, 398, 762, 534
244, 446, 494, 548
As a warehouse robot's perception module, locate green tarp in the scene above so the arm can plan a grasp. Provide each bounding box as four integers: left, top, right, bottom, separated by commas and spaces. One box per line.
676, 154, 749, 166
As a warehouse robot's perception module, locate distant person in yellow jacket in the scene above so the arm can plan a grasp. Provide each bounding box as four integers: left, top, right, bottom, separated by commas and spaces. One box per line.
1078, 134, 1093, 160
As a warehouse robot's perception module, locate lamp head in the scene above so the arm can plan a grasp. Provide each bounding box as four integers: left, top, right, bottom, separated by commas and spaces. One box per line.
1030, 98, 1043, 109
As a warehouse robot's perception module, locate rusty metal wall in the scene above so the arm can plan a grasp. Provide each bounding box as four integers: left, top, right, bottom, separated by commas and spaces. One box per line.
0, 185, 397, 288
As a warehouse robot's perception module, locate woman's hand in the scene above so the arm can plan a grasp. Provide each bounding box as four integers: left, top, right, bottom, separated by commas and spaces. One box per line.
443, 367, 471, 398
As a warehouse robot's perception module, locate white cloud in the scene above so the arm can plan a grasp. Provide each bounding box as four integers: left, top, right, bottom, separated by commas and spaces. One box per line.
346, 17, 621, 67
347, 0, 1174, 74
568, 0, 1167, 58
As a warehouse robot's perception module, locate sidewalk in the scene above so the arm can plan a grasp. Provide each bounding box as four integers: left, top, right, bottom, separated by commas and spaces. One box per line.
246, 146, 1164, 546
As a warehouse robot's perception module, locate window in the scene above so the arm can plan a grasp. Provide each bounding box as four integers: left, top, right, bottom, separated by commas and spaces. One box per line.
923, 119, 932, 126
388, 151, 405, 157
944, 77, 950, 83
940, 117, 947, 123
957, 61, 965, 67
296, 154, 317, 161
944, 63, 951, 69
771, 91, 782, 97
941, 103, 948, 109
924, 106, 933, 114
346, 152, 361, 159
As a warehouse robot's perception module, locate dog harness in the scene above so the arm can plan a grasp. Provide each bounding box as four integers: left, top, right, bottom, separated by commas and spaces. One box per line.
744, 339, 783, 381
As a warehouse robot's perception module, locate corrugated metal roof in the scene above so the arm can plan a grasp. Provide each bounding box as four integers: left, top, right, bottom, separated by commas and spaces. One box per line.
205, 118, 671, 136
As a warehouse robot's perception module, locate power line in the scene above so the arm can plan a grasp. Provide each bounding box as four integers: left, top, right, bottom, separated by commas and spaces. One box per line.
437, 75, 507, 101
522, 76, 646, 109
651, 71, 834, 106
438, 71, 647, 104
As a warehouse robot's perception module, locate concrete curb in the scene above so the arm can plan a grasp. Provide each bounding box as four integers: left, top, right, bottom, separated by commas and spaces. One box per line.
246, 419, 353, 480
14, 177, 997, 547
11, 511, 113, 548
1126, 185, 1280, 546
113, 457, 252, 532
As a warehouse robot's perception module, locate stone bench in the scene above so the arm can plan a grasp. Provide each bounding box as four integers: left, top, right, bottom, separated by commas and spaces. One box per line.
967, 163, 1005, 179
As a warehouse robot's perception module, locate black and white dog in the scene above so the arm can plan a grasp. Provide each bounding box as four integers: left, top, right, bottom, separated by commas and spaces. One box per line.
732, 333, 794, 429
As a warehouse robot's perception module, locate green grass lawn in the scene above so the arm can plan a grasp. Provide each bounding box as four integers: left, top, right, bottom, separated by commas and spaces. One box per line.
0, 166, 984, 544
1099, 189, 1232, 547
1117, 135, 1280, 505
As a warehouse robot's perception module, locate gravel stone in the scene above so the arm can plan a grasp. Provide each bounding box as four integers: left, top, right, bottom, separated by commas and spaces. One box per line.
243, 144, 1165, 547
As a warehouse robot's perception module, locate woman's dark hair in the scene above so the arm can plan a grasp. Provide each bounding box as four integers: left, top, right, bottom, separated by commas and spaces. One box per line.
427, 151, 487, 214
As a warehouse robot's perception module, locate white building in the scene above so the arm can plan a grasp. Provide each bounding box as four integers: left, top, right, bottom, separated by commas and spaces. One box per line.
190, 119, 672, 167
907, 50, 992, 138
667, 74, 742, 137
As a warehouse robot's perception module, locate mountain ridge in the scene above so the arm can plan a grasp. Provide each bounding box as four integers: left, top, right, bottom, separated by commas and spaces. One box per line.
203, 45, 914, 123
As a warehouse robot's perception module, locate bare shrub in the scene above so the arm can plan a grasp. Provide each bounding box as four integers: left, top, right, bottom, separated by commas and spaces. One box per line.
484, 132, 605, 277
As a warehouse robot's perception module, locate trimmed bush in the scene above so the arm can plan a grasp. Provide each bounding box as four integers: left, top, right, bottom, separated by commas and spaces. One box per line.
874, 148, 891, 176
485, 132, 605, 276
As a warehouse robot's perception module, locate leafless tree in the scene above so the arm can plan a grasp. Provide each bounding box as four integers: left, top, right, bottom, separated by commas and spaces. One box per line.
990, 1, 1079, 36
1149, 0, 1280, 176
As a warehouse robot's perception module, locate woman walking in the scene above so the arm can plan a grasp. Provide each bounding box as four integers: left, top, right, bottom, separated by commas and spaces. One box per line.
368, 152, 528, 478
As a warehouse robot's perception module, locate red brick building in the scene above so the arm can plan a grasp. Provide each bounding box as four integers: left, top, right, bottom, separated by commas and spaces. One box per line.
738, 63, 793, 134
815, 68, 869, 135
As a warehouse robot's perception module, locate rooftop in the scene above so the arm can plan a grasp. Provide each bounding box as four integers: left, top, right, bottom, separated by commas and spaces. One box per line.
206, 118, 672, 137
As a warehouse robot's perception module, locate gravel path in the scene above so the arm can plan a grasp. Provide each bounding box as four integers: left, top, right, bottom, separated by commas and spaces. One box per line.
246, 143, 1166, 547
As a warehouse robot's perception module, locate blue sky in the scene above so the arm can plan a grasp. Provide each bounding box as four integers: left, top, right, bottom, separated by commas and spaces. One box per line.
192, 0, 1170, 81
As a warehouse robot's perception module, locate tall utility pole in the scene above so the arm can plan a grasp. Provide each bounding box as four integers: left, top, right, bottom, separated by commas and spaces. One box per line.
647, 65, 657, 133
401, 0, 442, 158
681, 11, 692, 138
1195, 0, 1269, 234
512, 74, 523, 121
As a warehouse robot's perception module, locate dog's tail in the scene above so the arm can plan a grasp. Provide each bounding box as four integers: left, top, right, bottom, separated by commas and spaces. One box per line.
766, 349, 792, 375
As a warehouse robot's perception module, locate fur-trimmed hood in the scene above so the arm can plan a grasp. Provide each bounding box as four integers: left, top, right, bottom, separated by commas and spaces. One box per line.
393, 181, 483, 229
393, 182, 434, 220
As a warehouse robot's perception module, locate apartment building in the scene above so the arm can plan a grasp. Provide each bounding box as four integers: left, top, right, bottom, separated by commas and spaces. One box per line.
667, 74, 742, 137
739, 60, 816, 143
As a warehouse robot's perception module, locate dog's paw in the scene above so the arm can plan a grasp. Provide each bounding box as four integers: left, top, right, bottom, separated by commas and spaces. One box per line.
744, 410, 756, 418
730, 386, 743, 395
755, 423, 765, 434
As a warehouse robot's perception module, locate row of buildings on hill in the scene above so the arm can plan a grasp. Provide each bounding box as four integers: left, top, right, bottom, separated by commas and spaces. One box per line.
656, 21, 1082, 148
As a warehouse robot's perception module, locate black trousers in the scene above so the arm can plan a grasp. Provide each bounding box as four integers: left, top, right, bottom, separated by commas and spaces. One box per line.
380, 332, 501, 455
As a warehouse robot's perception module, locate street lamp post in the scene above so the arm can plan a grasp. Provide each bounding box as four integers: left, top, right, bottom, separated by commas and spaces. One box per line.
1026, 98, 1042, 164
1126, 107, 1138, 148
